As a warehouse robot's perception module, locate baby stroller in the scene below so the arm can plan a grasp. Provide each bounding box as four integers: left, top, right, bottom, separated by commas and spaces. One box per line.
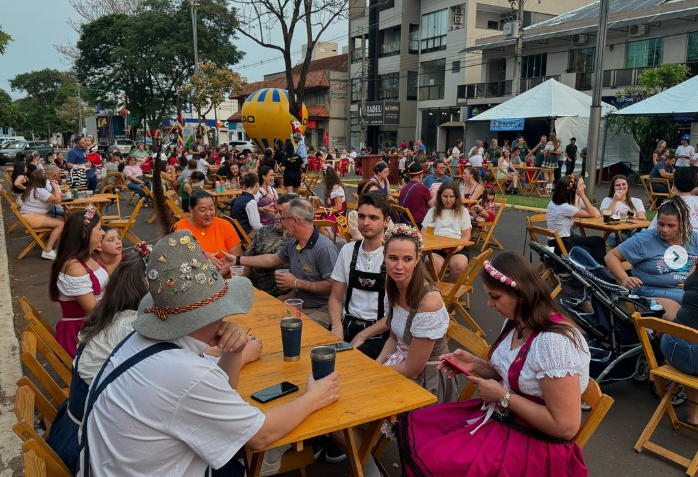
529, 242, 686, 403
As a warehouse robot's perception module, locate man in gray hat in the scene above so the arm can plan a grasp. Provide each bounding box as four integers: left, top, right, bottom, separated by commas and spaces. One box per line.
78, 230, 339, 477
225, 198, 338, 329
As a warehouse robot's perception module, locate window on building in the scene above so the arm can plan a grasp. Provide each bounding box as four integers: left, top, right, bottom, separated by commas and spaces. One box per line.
568, 47, 595, 73
351, 78, 362, 103
521, 54, 547, 79
314, 92, 326, 105
625, 37, 664, 68
419, 59, 446, 101
379, 73, 400, 100
688, 32, 698, 63
420, 9, 448, 53
487, 20, 499, 30
407, 71, 418, 100
409, 24, 419, 53
452, 60, 461, 74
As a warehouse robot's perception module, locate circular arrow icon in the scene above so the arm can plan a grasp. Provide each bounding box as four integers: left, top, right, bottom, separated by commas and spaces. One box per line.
664, 245, 689, 270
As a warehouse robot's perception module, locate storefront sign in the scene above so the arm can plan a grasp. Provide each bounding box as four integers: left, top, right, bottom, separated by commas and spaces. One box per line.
490, 118, 524, 131
364, 101, 400, 126
384, 101, 400, 125
323, 131, 329, 147
307, 120, 317, 129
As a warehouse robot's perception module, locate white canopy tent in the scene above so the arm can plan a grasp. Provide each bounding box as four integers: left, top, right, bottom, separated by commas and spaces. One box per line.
613, 74, 698, 117
466, 79, 640, 172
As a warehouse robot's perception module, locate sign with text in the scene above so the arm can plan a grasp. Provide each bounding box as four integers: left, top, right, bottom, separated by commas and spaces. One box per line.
364, 101, 400, 126
490, 118, 524, 131
384, 101, 400, 125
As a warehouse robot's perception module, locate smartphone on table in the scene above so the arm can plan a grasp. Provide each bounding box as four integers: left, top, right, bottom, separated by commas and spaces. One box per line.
440, 356, 474, 378
251, 381, 300, 403
326, 342, 353, 352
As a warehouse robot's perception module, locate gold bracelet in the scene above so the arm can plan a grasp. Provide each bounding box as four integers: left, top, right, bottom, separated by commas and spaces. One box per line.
294, 278, 299, 291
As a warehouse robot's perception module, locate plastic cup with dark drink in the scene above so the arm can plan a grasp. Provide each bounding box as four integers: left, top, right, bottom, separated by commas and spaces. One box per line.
602, 209, 612, 223
280, 317, 303, 362
310, 346, 336, 380
284, 298, 304, 318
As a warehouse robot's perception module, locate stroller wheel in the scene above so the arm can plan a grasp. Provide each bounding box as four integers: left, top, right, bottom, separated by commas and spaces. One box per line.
633, 356, 650, 382
649, 379, 687, 406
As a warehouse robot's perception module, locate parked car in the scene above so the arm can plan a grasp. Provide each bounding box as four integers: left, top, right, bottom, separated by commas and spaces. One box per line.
110, 138, 136, 155
227, 140, 257, 155
0, 140, 54, 165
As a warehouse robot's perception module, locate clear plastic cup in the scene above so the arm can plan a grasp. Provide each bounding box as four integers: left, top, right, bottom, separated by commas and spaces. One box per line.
275, 268, 290, 291
284, 298, 304, 318
229, 265, 244, 277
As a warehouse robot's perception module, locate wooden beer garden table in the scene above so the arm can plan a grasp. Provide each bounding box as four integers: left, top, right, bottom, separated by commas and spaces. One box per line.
226, 289, 436, 477
207, 189, 242, 215
575, 216, 651, 244
421, 233, 474, 280
59, 194, 112, 215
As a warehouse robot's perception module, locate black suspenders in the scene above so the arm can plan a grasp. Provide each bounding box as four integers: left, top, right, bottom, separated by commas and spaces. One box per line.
344, 240, 386, 320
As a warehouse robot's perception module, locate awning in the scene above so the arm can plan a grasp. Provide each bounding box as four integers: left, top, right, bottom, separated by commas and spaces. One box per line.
613, 74, 698, 117
307, 105, 330, 119
227, 111, 241, 122
439, 121, 465, 128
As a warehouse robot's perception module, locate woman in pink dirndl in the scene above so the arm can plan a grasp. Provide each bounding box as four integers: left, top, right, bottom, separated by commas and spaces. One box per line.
396, 252, 591, 477
49, 205, 108, 357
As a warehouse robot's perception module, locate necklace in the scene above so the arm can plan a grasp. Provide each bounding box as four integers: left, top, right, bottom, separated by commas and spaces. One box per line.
514, 321, 528, 340
192, 220, 209, 236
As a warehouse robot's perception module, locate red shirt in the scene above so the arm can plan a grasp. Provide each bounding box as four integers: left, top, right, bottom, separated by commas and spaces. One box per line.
87, 152, 102, 166
141, 156, 152, 172
399, 180, 431, 225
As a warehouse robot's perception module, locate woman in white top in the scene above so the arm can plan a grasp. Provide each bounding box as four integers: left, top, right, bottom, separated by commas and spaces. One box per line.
421, 181, 472, 283
600, 174, 646, 246
19, 169, 64, 260
546, 174, 606, 264
255, 165, 279, 225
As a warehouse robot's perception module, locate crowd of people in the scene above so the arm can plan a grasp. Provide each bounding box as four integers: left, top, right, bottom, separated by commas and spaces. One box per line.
8, 130, 698, 477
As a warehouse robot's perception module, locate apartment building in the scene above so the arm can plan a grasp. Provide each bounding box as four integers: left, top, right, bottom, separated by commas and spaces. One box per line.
460, 0, 698, 144
347, 0, 591, 152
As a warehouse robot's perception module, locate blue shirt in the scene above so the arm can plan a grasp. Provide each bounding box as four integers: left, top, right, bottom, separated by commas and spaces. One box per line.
649, 161, 672, 179
68, 146, 94, 178
295, 141, 308, 164
422, 174, 452, 189
618, 229, 698, 288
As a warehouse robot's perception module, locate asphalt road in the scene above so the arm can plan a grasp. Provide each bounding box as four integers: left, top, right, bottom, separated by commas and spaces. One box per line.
2, 181, 697, 477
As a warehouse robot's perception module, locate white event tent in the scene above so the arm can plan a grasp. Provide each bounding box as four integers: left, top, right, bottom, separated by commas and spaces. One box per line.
467, 79, 640, 172
613, 74, 698, 117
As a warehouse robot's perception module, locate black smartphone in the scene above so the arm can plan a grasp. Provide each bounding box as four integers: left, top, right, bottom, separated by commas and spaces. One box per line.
327, 342, 353, 352
251, 381, 299, 403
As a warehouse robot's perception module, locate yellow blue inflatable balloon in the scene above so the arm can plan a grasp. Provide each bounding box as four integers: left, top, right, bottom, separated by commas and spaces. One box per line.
240, 88, 308, 152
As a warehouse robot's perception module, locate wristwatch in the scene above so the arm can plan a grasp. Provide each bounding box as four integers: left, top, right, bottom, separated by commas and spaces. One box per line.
500, 391, 512, 409
235, 256, 241, 266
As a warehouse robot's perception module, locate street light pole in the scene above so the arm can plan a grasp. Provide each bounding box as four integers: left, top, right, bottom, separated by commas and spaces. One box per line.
190, 0, 200, 127
511, 0, 525, 97
585, 0, 611, 198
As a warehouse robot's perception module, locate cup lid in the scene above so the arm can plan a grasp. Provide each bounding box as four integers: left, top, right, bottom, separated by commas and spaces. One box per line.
310, 345, 336, 360
280, 317, 303, 328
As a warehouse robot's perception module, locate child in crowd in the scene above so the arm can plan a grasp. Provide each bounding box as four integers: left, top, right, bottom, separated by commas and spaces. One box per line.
470, 188, 497, 223
93, 226, 123, 275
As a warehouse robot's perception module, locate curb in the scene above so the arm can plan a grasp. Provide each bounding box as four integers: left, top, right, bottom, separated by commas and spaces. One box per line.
0, 203, 23, 475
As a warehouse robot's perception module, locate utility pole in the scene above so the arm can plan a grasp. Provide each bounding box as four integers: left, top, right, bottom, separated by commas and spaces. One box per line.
510, 0, 525, 97
360, 30, 367, 150
77, 82, 83, 134
190, 0, 200, 128
585, 0, 611, 198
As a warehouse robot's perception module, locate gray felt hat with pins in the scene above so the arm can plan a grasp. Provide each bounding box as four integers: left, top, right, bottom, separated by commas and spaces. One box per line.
134, 230, 253, 340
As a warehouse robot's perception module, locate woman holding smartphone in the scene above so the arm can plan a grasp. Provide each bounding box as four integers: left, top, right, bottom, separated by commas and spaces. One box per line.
395, 252, 591, 477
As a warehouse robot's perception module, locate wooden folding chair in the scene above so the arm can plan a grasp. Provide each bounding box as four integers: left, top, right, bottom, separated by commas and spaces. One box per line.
99, 172, 127, 195
20, 327, 71, 404
142, 186, 157, 224
164, 190, 189, 220
471, 197, 506, 252
447, 319, 490, 401
221, 215, 251, 251
633, 313, 698, 475
647, 177, 672, 211
1, 187, 21, 234
526, 221, 567, 299
434, 249, 492, 337
576, 378, 614, 449
390, 203, 419, 229
13, 385, 71, 477
97, 193, 122, 223
5, 201, 52, 259
24, 446, 48, 477
313, 219, 339, 244
19, 297, 73, 370
639, 175, 652, 208
525, 214, 560, 293
107, 197, 144, 245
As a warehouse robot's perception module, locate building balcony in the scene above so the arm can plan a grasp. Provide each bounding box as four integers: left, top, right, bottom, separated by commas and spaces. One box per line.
379, 41, 401, 58
456, 76, 559, 102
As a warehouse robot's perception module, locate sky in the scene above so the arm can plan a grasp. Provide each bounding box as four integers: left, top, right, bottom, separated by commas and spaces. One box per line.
0, 0, 348, 100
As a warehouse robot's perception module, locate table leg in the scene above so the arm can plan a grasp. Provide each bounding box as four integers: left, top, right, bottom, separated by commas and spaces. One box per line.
425, 251, 440, 281
615, 231, 622, 244
358, 419, 384, 467
577, 225, 587, 237
343, 427, 365, 477
438, 249, 456, 281
245, 450, 264, 477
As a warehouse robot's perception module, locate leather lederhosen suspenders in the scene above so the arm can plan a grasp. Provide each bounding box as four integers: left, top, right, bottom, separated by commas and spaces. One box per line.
344, 240, 386, 321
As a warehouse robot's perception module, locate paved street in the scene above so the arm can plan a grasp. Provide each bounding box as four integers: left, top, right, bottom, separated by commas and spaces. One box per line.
1, 184, 697, 476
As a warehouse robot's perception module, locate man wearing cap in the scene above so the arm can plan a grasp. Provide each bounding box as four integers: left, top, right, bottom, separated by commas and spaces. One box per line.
225, 198, 338, 329
676, 135, 695, 168
78, 230, 339, 477
399, 162, 434, 226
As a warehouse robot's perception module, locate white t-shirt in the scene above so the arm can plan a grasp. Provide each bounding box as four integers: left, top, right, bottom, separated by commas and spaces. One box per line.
331, 241, 385, 321
80, 333, 264, 477
398, 157, 406, 171
649, 195, 698, 231
599, 196, 645, 218
422, 208, 472, 239
469, 147, 484, 167
19, 187, 52, 215
197, 158, 210, 173
452, 146, 461, 157
546, 202, 579, 238
676, 145, 696, 167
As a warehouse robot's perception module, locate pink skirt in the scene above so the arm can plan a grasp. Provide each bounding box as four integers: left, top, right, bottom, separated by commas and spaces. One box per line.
397, 399, 587, 477
56, 319, 85, 357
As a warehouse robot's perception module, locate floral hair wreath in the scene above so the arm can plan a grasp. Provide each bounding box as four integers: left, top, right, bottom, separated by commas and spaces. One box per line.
483, 259, 520, 290
567, 174, 576, 190
83, 205, 97, 228
383, 223, 424, 252
134, 241, 153, 265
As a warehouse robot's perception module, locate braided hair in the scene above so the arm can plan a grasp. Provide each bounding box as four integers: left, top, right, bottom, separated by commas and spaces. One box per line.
152, 148, 177, 236
658, 195, 692, 247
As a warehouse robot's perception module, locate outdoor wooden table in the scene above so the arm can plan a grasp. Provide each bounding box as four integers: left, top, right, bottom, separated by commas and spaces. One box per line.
227, 289, 436, 477
421, 233, 474, 281
208, 189, 242, 215
575, 216, 651, 244
59, 194, 112, 216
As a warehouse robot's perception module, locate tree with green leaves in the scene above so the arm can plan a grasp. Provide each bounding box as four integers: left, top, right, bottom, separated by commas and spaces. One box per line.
75, 0, 244, 132
608, 63, 690, 173
0, 24, 11, 55
0, 89, 23, 128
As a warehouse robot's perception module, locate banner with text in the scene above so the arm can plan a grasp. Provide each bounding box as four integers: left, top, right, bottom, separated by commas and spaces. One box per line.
490, 118, 525, 131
